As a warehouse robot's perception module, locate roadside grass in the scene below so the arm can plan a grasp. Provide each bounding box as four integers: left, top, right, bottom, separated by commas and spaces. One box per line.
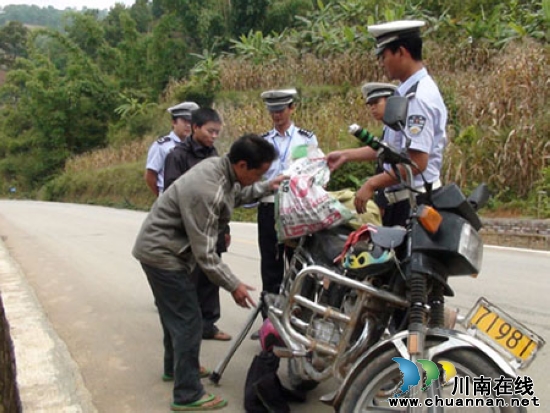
40, 162, 156, 210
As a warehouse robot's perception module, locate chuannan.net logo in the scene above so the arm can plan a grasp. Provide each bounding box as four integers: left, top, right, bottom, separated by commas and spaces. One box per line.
392, 357, 457, 397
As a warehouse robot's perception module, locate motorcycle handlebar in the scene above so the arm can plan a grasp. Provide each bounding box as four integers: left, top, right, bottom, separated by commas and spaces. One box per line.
348, 123, 412, 167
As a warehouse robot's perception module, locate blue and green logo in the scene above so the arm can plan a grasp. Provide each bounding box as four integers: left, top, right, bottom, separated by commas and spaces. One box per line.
392, 357, 457, 397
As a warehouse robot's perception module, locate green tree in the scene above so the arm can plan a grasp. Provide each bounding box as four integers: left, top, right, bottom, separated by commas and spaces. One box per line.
103, 11, 151, 96
130, 0, 153, 33
102, 3, 130, 47
63, 11, 105, 59
230, 0, 269, 38
0, 29, 117, 190
0, 21, 29, 69
146, 13, 190, 95
263, 0, 315, 34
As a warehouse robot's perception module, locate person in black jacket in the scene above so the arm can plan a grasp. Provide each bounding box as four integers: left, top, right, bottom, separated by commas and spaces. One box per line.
164, 108, 232, 341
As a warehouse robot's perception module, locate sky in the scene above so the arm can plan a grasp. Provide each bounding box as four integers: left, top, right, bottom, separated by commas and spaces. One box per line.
2, 0, 135, 10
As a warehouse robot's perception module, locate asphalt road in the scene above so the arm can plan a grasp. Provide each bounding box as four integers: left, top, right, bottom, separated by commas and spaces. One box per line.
0, 200, 548, 413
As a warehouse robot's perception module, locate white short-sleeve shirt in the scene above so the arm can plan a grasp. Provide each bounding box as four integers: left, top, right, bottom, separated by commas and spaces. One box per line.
384, 68, 447, 188
260, 123, 319, 182
145, 131, 181, 192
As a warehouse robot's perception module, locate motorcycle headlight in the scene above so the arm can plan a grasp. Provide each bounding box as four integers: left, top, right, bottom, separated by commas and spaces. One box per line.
458, 223, 483, 276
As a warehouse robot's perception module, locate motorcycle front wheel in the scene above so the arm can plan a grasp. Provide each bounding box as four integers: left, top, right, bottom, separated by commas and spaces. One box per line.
339, 346, 526, 413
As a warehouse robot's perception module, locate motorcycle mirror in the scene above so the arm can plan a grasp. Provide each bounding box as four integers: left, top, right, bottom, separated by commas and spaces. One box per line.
467, 183, 491, 211
383, 96, 409, 132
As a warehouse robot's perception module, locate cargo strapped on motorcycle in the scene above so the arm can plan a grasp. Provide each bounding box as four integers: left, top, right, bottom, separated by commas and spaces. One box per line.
333, 224, 401, 277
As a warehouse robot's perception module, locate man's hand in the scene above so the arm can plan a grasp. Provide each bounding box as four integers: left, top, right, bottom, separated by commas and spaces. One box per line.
354, 179, 376, 214
225, 233, 231, 249
268, 174, 289, 191
144, 169, 159, 197
326, 151, 347, 172
231, 283, 256, 309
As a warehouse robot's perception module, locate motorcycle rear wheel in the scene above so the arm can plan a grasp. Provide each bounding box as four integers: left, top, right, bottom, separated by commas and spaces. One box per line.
339, 346, 526, 413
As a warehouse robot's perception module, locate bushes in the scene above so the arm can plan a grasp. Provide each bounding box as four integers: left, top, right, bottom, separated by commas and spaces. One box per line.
327, 161, 376, 192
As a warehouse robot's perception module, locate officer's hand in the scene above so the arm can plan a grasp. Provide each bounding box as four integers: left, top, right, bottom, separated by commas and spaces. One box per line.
231, 283, 256, 309
268, 174, 289, 191
326, 151, 346, 172
225, 233, 231, 249
354, 181, 375, 214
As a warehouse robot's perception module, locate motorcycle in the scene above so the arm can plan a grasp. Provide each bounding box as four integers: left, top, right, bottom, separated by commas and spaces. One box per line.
260, 96, 545, 412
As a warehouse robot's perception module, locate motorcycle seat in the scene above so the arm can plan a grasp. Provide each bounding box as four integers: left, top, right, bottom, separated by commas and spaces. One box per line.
309, 226, 351, 264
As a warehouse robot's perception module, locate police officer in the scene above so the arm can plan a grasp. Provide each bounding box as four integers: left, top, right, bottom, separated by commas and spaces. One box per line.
360, 82, 397, 216
327, 20, 447, 227
361, 82, 397, 121
144, 101, 199, 196
257, 88, 319, 302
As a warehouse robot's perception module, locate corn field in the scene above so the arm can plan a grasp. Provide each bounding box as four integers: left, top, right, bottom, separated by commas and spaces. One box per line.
66, 39, 549, 204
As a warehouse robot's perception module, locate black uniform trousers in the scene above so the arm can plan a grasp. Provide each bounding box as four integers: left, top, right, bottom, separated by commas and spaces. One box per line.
381, 199, 410, 228
190, 253, 222, 339
258, 202, 285, 295
382, 187, 439, 228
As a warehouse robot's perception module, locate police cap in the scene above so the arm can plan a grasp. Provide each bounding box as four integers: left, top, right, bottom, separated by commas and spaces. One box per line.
167, 101, 199, 120
260, 88, 298, 112
368, 20, 425, 55
361, 82, 397, 104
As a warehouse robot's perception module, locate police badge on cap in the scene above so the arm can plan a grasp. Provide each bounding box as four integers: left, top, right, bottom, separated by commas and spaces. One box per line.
167, 101, 200, 120
260, 88, 298, 112
361, 82, 397, 104
368, 20, 425, 55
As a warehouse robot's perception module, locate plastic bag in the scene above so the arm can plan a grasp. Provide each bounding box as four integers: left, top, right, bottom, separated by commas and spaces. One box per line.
275, 158, 353, 241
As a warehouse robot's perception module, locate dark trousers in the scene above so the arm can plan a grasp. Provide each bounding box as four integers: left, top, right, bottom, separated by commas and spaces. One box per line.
190, 257, 221, 338
382, 199, 411, 227
258, 203, 285, 295
382, 189, 439, 228
141, 263, 205, 405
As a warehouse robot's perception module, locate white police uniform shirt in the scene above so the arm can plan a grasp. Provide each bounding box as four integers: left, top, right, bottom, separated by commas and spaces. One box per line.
383, 68, 447, 188
146, 131, 181, 193
260, 123, 318, 202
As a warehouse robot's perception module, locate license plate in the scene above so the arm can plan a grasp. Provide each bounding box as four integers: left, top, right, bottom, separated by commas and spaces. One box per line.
464, 297, 545, 369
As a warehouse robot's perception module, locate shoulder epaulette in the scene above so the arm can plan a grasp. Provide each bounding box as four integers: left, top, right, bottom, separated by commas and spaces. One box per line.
298, 128, 314, 139
259, 131, 271, 139
156, 135, 171, 144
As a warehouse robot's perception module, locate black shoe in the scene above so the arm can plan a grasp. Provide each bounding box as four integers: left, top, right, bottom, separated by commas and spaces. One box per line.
250, 330, 260, 340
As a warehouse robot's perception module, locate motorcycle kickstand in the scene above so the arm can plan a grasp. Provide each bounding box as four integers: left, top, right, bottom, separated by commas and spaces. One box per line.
209, 293, 265, 384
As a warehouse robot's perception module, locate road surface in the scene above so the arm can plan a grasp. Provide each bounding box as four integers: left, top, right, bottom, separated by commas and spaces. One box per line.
0, 200, 548, 412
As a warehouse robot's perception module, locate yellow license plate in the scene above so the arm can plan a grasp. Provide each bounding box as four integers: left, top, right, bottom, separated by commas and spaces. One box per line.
465, 298, 545, 368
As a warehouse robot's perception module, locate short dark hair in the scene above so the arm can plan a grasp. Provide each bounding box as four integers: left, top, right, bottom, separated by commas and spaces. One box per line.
191, 108, 221, 127
385, 36, 423, 61
228, 134, 277, 169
